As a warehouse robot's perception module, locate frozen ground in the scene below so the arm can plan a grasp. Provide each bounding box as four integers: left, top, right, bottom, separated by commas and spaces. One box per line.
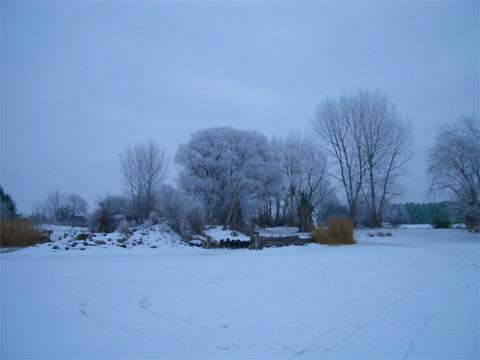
1, 228, 478, 358
205, 226, 250, 242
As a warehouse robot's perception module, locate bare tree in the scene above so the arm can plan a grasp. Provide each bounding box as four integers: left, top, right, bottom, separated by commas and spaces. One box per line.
92, 194, 128, 233
358, 91, 412, 227
66, 194, 89, 218
314, 90, 411, 227
120, 141, 169, 220
43, 190, 63, 221
39, 191, 89, 223
428, 116, 480, 228
279, 134, 332, 232
313, 94, 367, 225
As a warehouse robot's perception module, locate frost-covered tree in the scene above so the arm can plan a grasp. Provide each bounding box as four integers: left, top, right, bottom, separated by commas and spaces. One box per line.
428, 116, 480, 228
156, 185, 205, 238
175, 127, 275, 230
250, 137, 284, 227
120, 141, 169, 220
277, 134, 331, 232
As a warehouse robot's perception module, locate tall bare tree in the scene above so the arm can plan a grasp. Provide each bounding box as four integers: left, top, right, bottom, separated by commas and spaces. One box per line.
120, 141, 169, 220
357, 91, 412, 226
428, 116, 480, 228
314, 90, 411, 226
313, 94, 367, 225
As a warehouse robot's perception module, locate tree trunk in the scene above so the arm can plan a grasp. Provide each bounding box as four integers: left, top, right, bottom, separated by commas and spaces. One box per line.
368, 161, 379, 227
224, 198, 243, 231
297, 193, 314, 232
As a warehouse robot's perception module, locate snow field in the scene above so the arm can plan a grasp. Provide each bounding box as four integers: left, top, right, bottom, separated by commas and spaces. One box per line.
1, 228, 478, 358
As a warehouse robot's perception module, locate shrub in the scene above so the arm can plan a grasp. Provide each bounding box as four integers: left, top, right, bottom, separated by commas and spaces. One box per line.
311, 217, 356, 245
433, 218, 451, 229
311, 227, 333, 244
0, 218, 44, 248
328, 217, 355, 244
91, 195, 128, 233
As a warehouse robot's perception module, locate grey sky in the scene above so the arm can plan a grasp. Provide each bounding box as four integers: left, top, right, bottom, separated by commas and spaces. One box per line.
1, 1, 478, 213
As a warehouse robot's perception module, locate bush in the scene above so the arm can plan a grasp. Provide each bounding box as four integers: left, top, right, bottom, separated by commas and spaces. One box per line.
0, 219, 44, 248
91, 195, 128, 233
311, 217, 356, 245
311, 227, 333, 244
433, 218, 451, 229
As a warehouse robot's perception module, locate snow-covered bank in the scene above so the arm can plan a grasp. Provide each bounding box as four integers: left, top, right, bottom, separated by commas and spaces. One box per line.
1, 229, 478, 358
34, 223, 185, 251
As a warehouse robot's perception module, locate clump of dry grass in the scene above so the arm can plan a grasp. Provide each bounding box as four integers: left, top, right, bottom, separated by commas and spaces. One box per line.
311, 217, 356, 245
311, 227, 333, 244
0, 218, 44, 248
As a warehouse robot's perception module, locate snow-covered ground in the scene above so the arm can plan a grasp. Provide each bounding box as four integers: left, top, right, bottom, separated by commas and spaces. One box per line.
35, 223, 184, 251
204, 225, 311, 242
204, 226, 250, 242
1, 228, 478, 358
398, 224, 434, 229
256, 226, 311, 239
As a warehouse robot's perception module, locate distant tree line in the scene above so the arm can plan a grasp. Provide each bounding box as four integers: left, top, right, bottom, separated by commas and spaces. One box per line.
403, 202, 462, 227
4, 89, 476, 238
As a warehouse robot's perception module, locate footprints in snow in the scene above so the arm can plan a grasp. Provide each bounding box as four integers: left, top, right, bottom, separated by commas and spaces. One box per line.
138, 297, 197, 326
402, 314, 436, 359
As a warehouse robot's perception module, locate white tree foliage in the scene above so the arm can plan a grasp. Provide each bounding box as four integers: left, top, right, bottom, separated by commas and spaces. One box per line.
175, 127, 278, 229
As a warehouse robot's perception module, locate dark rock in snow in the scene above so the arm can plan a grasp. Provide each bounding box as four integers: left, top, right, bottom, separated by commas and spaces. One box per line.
40, 230, 52, 242
94, 240, 107, 245
75, 233, 90, 241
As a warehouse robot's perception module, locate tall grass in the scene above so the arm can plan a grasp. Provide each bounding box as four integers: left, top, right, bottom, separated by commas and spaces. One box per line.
0, 218, 44, 248
311, 217, 356, 245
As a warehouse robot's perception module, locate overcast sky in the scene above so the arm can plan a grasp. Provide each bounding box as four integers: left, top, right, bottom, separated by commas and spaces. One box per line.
1, 1, 479, 213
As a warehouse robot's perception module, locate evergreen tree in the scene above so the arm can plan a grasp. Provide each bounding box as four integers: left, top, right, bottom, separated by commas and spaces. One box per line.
0, 186, 17, 218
